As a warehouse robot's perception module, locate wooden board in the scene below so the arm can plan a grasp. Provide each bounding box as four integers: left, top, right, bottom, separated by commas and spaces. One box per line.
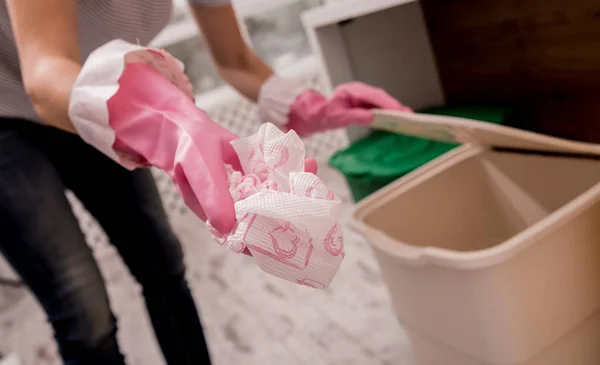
419, 0, 600, 142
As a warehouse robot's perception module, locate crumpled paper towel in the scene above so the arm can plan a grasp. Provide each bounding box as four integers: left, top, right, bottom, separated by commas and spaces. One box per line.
207, 123, 345, 289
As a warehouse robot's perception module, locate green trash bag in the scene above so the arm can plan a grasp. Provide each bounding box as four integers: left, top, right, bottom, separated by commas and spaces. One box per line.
329, 105, 511, 202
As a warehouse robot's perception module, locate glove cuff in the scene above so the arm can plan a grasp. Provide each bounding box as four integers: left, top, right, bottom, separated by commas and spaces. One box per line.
258, 75, 310, 128
69, 40, 193, 170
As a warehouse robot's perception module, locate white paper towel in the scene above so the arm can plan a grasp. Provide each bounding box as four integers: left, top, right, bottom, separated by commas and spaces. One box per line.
208, 124, 344, 289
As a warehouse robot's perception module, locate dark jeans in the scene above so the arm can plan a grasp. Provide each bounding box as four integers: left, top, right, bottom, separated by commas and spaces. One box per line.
0, 119, 212, 365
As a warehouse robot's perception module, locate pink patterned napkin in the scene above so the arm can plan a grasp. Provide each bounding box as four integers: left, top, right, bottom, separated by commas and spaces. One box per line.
207, 124, 344, 289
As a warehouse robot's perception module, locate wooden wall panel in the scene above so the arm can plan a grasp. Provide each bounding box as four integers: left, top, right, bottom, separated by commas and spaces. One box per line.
419, 0, 600, 142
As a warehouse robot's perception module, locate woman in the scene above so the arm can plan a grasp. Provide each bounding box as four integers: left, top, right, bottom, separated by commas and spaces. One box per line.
0, 0, 404, 364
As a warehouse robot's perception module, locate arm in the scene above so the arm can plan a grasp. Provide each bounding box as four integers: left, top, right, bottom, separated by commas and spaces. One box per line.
6, 0, 81, 133
189, 1, 408, 135
189, 3, 272, 101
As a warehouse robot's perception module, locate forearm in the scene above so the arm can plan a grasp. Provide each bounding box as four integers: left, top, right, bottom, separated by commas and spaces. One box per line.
216, 47, 273, 101
25, 57, 80, 133
7, 0, 80, 133
189, 4, 274, 101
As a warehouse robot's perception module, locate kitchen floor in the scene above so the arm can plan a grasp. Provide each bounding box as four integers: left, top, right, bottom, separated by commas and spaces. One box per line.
0, 76, 416, 365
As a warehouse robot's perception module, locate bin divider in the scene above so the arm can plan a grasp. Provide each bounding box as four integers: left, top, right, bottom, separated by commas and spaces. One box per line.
481, 159, 550, 229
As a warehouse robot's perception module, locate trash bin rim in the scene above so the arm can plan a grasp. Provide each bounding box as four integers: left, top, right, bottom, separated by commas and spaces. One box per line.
350, 146, 600, 270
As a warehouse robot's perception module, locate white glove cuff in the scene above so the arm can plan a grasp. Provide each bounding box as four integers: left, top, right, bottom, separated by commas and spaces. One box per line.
69, 39, 194, 169
257, 75, 310, 127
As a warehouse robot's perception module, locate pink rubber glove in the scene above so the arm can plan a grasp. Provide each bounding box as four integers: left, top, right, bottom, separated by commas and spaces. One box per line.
258, 76, 411, 136
69, 41, 318, 235
110, 65, 318, 234
108, 63, 240, 233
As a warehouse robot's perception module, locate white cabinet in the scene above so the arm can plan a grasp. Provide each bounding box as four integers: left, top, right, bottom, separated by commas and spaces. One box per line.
302, 0, 444, 140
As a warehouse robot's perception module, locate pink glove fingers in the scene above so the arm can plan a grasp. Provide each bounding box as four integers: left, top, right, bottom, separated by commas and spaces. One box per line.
333, 82, 410, 111
172, 166, 208, 221
285, 80, 411, 136
177, 144, 237, 234
108, 63, 239, 234
304, 157, 318, 175
327, 109, 374, 127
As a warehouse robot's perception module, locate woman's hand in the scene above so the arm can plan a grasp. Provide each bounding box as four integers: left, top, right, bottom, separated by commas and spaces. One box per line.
95, 60, 240, 234
286, 81, 411, 137
109, 62, 319, 234
6, 0, 81, 133
72, 44, 318, 234
259, 77, 411, 136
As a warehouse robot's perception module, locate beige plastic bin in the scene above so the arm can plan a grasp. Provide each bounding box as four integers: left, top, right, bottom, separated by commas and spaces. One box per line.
351, 110, 600, 365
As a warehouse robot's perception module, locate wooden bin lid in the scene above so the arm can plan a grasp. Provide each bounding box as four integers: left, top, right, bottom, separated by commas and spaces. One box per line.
372, 109, 600, 157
